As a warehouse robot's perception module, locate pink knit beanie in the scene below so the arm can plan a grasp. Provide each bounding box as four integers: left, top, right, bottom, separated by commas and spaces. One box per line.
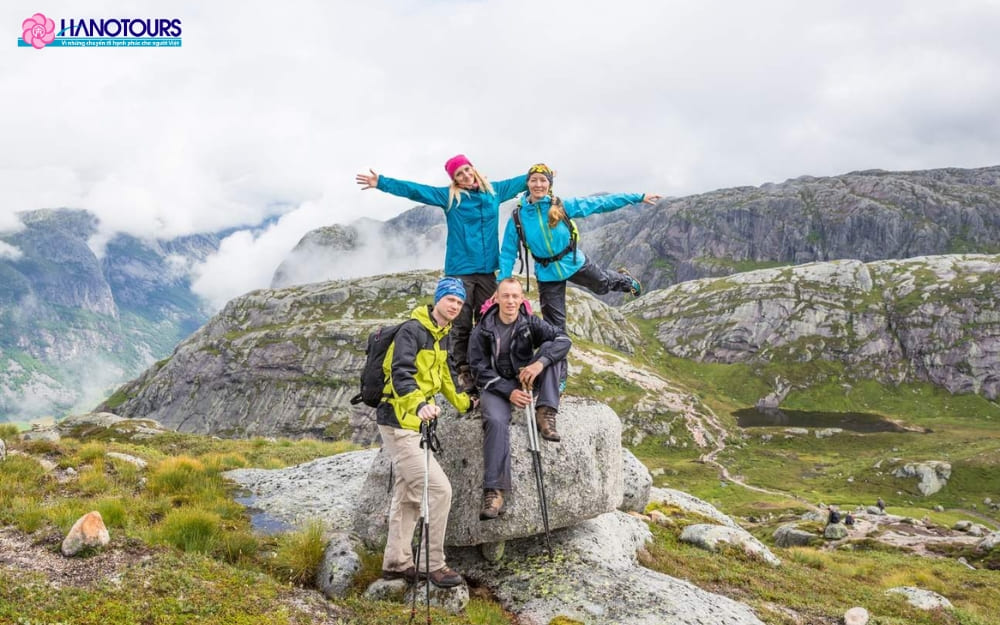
444, 154, 472, 179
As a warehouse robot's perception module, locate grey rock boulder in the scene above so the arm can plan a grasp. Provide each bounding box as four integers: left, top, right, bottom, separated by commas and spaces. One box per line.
824, 523, 849, 540
450, 511, 766, 625
885, 587, 953, 610
354, 398, 624, 547
773, 524, 817, 548
315, 532, 362, 599
620, 448, 652, 513
0, 438, 5, 461
893, 461, 951, 496
679, 524, 781, 566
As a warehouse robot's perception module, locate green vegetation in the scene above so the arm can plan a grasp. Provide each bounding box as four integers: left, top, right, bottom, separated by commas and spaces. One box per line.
0, 426, 517, 624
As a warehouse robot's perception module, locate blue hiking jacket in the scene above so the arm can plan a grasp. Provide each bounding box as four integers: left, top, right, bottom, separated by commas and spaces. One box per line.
498, 193, 644, 282
376, 174, 527, 275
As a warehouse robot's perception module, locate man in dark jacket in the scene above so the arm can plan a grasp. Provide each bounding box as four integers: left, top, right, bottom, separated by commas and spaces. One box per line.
468, 277, 571, 520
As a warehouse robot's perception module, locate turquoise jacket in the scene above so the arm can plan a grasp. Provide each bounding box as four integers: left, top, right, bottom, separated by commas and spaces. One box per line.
498, 193, 644, 282
376, 174, 527, 276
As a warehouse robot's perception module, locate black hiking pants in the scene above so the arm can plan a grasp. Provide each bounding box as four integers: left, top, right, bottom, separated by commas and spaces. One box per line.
452, 273, 498, 371
536, 259, 632, 332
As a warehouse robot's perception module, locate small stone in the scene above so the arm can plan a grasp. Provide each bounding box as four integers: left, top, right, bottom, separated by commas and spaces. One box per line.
844, 606, 870, 625
61, 511, 110, 556
479, 541, 505, 563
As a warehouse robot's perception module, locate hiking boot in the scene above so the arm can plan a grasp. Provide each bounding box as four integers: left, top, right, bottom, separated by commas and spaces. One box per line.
428, 565, 463, 588
535, 405, 561, 442
381, 566, 417, 582
617, 267, 642, 297
479, 489, 505, 520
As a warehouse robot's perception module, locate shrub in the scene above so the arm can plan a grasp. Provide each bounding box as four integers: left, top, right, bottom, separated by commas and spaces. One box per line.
157, 508, 222, 554
0, 424, 19, 439
270, 519, 327, 586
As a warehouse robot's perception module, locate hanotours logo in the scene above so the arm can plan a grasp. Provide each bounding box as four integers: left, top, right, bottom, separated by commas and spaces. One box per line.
21, 13, 55, 49
19, 12, 183, 48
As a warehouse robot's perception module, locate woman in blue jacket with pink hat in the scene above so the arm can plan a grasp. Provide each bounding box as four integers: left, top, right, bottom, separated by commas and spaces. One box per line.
498, 163, 661, 332
357, 156, 526, 387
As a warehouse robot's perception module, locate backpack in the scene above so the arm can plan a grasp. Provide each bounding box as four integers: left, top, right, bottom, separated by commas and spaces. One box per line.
511, 198, 579, 291
349, 321, 413, 408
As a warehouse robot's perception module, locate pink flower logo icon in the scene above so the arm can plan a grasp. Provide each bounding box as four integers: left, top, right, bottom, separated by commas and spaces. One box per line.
22, 13, 56, 49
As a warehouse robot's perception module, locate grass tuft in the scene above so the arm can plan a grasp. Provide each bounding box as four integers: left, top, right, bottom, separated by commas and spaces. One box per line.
269, 519, 327, 586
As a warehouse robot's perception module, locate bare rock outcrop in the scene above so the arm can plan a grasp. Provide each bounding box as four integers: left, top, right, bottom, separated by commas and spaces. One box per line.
625, 254, 1000, 398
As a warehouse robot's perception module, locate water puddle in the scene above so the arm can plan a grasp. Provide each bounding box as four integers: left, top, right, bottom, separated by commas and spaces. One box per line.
233, 491, 294, 534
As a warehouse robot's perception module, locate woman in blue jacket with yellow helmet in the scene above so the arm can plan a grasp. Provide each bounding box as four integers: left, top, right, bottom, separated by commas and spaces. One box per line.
498, 163, 661, 332
357, 156, 526, 387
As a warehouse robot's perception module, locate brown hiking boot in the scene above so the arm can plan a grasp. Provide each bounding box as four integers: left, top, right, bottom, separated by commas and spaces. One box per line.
479, 489, 505, 520
428, 565, 463, 588
536, 405, 561, 442
381, 566, 417, 582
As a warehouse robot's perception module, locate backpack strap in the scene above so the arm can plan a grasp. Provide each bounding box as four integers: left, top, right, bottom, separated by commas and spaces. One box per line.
512, 202, 531, 292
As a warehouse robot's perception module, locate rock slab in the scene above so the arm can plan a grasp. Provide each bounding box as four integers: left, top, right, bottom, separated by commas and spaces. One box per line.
680, 524, 781, 566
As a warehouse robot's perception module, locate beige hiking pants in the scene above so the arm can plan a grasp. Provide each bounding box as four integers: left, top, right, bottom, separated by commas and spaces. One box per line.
378, 424, 452, 573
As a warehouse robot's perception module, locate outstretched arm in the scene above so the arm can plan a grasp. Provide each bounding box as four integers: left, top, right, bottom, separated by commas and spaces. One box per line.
354, 169, 451, 208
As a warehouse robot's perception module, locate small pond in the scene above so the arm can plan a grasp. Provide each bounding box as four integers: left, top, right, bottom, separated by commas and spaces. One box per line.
734, 408, 922, 433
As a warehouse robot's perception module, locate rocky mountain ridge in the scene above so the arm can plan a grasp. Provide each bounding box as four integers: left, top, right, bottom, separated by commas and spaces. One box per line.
0, 209, 221, 420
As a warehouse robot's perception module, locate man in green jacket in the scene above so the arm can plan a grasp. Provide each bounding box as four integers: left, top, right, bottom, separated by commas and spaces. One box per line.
377, 277, 475, 588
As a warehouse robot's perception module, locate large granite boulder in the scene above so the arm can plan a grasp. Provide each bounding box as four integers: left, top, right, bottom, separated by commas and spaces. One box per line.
353, 397, 624, 547
892, 461, 952, 496
885, 587, 954, 610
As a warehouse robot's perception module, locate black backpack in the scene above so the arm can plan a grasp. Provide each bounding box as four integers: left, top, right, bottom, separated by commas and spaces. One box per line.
349, 321, 414, 408
512, 198, 579, 292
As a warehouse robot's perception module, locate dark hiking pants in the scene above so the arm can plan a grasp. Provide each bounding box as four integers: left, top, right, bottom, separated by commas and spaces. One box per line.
536, 259, 632, 331
479, 364, 561, 491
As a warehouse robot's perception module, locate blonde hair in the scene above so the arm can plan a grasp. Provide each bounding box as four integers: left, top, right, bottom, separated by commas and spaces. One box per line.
447, 170, 495, 210
547, 196, 566, 229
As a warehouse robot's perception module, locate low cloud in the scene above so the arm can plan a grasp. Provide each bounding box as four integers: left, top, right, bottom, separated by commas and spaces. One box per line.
0, 241, 23, 260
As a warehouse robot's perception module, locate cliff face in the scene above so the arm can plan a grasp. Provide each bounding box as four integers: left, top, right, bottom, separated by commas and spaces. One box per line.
0, 209, 219, 420
625, 254, 1000, 398
98, 270, 640, 438
582, 166, 1000, 295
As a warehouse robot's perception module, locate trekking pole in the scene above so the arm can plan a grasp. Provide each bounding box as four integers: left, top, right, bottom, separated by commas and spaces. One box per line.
523, 386, 554, 561
409, 420, 435, 625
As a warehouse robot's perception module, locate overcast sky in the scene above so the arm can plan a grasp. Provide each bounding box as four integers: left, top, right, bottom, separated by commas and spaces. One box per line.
3, 0, 998, 308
